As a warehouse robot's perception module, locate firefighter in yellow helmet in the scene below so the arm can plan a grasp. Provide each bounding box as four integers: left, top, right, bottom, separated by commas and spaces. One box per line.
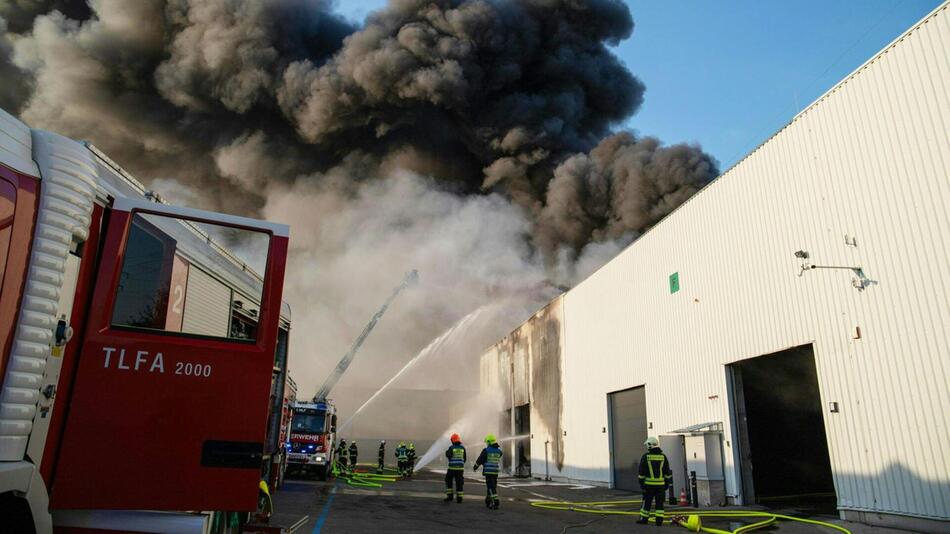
396, 441, 409, 476
407, 443, 416, 477
473, 434, 503, 510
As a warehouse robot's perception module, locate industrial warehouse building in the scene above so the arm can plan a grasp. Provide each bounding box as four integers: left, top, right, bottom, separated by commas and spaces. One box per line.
481, 3, 949, 532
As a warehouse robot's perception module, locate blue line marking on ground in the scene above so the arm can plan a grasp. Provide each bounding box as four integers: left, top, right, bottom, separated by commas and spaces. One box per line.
312, 482, 338, 534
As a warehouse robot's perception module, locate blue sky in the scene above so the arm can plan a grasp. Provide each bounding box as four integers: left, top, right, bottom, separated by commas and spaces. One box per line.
336, 0, 941, 171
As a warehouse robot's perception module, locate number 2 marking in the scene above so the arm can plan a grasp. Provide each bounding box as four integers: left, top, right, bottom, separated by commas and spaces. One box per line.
172, 285, 184, 314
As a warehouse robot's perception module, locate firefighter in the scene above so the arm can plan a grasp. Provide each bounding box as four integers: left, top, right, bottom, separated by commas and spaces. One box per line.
377, 440, 386, 474
348, 440, 359, 469
473, 434, 503, 510
444, 433, 466, 503
406, 443, 416, 476
396, 441, 409, 476
637, 436, 673, 526
335, 439, 348, 473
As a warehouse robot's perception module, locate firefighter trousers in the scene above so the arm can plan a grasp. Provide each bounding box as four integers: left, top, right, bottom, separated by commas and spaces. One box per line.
640, 486, 666, 522
484, 474, 499, 507
445, 469, 464, 497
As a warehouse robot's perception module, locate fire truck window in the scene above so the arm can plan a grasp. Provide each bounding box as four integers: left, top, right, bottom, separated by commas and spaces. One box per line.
110, 212, 269, 341
292, 411, 327, 433
0, 179, 16, 291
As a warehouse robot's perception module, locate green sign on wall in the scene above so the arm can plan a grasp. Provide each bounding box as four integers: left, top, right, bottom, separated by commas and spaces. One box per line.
669, 272, 680, 294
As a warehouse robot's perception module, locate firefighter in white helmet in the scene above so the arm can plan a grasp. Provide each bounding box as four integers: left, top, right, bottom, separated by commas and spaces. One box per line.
637, 437, 672, 526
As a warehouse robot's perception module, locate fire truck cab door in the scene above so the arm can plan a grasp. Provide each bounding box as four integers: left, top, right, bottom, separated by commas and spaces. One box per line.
51, 197, 289, 511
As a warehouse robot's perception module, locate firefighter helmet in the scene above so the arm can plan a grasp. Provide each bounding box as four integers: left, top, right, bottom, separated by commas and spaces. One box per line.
450, 433, 460, 443
484, 433, 497, 444
644, 436, 659, 448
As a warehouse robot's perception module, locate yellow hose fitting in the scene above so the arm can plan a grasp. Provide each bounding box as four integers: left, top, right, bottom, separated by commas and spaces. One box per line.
686, 515, 702, 531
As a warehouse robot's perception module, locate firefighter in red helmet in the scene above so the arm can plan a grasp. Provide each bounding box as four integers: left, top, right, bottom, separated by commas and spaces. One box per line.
443, 433, 466, 503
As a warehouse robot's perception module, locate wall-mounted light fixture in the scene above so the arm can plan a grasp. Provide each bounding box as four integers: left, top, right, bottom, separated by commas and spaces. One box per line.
794, 250, 873, 291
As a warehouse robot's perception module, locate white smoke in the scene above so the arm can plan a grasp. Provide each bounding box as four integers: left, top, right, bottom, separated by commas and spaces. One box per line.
414, 391, 506, 472
260, 171, 555, 427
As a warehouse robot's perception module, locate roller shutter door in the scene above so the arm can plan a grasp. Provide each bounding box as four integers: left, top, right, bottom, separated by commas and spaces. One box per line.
181, 267, 231, 337
609, 386, 648, 491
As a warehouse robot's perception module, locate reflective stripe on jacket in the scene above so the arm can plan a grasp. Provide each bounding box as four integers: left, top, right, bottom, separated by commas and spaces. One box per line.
446, 443, 466, 470
475, 444, 503, 475
638, 448, 673, 486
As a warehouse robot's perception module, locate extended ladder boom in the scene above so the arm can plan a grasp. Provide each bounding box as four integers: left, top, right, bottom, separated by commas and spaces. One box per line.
312, 270, 419, 401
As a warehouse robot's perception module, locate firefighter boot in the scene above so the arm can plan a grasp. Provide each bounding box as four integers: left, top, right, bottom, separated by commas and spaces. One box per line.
444, 492, 453, 503
492, 497, 500, 510
456, 493, 463, 504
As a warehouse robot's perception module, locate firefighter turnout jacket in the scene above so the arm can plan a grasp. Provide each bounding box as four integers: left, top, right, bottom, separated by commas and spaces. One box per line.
474, 443, 503, 475
446, 442, 466, 470
638, 446, 673, 488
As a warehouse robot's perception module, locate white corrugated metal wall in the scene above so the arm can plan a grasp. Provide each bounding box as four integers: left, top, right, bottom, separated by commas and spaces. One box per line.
487, 3, 950, 524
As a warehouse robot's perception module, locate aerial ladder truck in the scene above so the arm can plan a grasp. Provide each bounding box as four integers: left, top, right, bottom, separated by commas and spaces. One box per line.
285, 270, 418, 480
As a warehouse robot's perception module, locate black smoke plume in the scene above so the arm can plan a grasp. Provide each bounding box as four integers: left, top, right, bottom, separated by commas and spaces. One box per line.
1, 0, 716, 257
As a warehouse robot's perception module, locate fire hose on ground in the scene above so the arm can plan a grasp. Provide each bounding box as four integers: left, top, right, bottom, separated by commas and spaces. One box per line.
332, 463, 402, 488
529, 499, 852, 534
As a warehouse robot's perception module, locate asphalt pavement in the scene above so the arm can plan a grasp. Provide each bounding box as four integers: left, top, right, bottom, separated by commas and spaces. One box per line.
267, 468, 902, 534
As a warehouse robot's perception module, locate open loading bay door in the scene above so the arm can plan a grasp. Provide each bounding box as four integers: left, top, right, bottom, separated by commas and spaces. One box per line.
729, 345, 836, 504
608, 386, 647, 491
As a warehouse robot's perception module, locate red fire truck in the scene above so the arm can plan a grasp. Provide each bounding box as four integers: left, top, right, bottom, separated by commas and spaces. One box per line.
286, 399, 337, 480
0, 107, 292, 532
268, 374, 298, 490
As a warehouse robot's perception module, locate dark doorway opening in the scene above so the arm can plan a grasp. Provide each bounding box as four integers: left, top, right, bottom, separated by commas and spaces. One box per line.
608, 386, 647, 492
514, 403, 530, 477
730, 345, 836, 505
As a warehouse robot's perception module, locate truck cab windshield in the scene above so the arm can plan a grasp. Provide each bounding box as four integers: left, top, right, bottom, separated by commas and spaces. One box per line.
292, 411, 326, 434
